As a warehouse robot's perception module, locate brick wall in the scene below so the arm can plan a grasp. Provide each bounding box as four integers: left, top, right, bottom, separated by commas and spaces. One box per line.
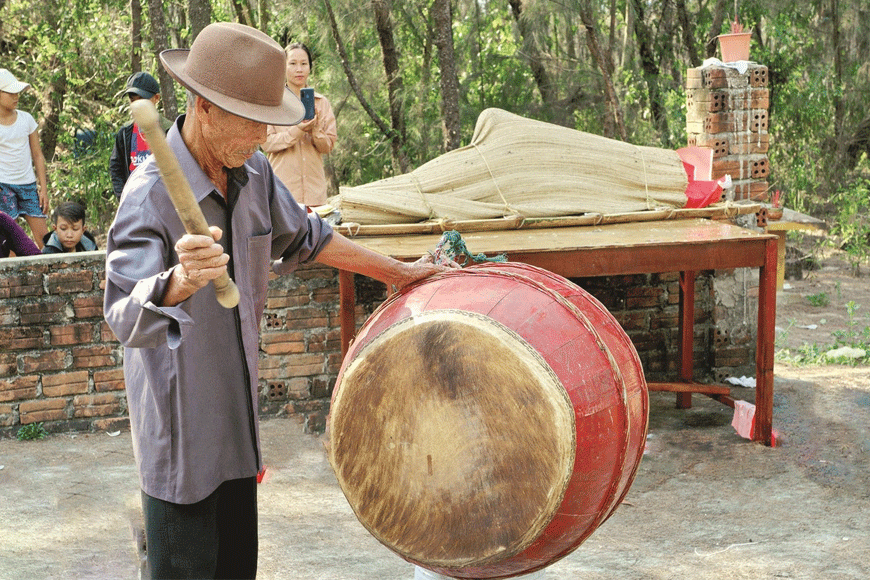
0, 252, 125, 435
2, 250, 749, 439
686, 63, 770, 203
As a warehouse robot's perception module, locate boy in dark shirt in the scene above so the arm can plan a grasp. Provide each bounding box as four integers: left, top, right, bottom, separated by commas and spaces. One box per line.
108, 72, 173, 199
41, 200, 97, 253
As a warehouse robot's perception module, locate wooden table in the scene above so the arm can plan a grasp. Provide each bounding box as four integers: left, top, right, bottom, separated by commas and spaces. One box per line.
338, 218, 779, 445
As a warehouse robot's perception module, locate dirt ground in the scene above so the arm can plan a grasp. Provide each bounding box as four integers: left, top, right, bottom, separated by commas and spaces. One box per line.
1, 242, 868, 580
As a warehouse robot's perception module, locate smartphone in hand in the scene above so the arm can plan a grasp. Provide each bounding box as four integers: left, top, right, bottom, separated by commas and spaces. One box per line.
300, 88, 315, 121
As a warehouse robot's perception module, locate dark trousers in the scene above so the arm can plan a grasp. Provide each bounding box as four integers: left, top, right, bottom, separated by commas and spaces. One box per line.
141, 477, 258, 580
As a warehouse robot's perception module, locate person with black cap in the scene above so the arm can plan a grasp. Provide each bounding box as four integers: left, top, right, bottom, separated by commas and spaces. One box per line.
103, 22, 456, 580
108, 71, 173, 199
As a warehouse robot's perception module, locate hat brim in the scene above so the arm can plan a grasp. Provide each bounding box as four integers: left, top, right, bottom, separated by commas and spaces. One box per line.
2, 81, 30, 94
126, 88, 157, 99
160, 49, 305, 126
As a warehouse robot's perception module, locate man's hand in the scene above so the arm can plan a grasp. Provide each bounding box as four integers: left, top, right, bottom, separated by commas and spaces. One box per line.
161, 226, 230, 306
392, 253, 461, 292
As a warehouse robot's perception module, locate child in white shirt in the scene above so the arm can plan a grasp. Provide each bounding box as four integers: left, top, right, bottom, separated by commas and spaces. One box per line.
0, 68, 49, 248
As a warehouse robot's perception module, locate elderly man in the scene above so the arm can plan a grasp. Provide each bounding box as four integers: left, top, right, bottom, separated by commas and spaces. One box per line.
104, 22, 451, 579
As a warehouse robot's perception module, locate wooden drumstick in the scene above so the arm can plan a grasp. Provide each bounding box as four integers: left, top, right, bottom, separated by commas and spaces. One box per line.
130, 99, 240, 309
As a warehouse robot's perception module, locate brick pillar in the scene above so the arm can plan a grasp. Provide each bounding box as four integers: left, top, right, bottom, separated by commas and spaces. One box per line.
686, 63, 770, 202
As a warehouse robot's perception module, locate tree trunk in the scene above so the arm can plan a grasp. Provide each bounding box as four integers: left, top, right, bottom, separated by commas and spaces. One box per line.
258, 0, 269, 33
631, 0, 670, 143
706, 0, 727, 58
146, 0, 179, 119
230, 0, 254, 27
579, 1, 626, 141
131, 0, 143, 72
675, 0, 700, 67
430, 0, 461, 151
372, 0, 410, 173
324, 0, 407, 172
35, 0, 67, 162
831, 0, 846, 163
508, 0, 557, 118
188, 0, 211, 43
608, 0, 617, 67
38, 53, 67, 162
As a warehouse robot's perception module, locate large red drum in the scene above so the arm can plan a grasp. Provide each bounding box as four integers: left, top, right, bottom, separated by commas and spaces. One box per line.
328, 262, 648, 578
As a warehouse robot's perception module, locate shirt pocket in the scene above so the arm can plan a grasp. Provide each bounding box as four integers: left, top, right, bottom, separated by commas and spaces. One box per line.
246, 232, 272, 318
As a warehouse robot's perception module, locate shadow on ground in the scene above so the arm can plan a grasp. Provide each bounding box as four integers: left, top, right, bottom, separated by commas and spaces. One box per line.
1, 363, 868, 579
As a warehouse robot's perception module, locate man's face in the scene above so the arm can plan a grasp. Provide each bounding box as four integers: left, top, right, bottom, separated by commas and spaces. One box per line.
55, 216, 85, 251
201, 104, 267, 168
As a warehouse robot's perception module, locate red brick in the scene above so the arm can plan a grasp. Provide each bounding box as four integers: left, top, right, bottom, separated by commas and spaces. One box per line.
261, 340, 305, 356
0, 269, 44, 298
0, 403, 13, 427
262, 312, 285, 330
46, 270, 93, 294
20, 350, 68, 373
650, 313, 680, 330
73, 295, 104, 319
615, 311, 648, 332
19, 300, 66, 324
311, 288, 337, 304
72, 345, 116, 368
286, 313, 330, 330
281, 353, 326, 376
266, 294, 310, 309
0, 352, 16, 377
19, 398, 67, 424
294, 267, 333, 280
261, 330, 304, 344
259, 367, 289, 381
73, 393, 121, 418
258, 356, 287, 371
100, 321, 118, 342
626, 295, 661, 309
285, 377, 310, 399
94, 369, 125, 392
0, 304, 17, 325
42, 370, 90, 397
50, 322, 94, 346
93, 417, 129, 432
0, 327, 44, 350
0, 375, 39, 402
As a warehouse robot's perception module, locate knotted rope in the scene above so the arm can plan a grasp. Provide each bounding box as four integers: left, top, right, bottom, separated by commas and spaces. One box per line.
431, 230, 508, 266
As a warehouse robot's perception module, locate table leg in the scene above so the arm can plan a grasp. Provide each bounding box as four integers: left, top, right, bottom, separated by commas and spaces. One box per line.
754, 239, 778, 445
339, 269, 356, 359
677, 271, 696, 409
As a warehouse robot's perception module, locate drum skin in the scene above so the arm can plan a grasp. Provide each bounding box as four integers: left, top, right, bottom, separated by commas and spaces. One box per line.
328, 262, 648, 579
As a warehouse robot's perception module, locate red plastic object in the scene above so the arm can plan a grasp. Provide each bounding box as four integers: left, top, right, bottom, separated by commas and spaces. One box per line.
328, 263, 648, 578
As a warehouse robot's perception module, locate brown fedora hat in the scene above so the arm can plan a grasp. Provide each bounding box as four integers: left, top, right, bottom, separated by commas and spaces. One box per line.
160, 22, 304, 126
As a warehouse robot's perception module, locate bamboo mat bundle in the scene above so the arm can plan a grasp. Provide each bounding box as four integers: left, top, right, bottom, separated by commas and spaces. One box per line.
334, 108, 690, 225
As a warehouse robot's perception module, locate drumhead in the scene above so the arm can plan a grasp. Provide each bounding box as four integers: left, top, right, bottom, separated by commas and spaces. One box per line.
329, 310, 576, 568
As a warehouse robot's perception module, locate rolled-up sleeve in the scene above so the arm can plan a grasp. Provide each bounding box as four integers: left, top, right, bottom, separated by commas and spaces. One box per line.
104, 174, 193, 350
263, 162, 334, 275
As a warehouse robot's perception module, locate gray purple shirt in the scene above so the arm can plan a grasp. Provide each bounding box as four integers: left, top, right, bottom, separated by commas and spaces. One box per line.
104, 116, 333, 504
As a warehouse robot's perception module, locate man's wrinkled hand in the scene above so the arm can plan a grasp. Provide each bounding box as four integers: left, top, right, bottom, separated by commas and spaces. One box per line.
174, 226, 230, 291
392, 253, 461, 292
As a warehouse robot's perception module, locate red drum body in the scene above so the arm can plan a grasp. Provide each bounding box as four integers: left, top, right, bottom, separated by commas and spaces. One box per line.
328, 262, 648, 578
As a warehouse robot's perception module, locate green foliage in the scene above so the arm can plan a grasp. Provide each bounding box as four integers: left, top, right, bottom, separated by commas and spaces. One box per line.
1, 0, 868, 255
827, 176, 870, 275
776, 301, 870, 366
16, 422, 48, 441
51, 118, 119, 233
806, 293, 830, 307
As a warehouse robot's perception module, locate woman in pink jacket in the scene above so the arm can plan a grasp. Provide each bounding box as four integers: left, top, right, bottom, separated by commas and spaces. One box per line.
263, 43, 337, 207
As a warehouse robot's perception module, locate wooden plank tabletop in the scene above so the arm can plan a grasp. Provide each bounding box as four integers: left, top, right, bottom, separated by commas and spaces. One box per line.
348, 218, 776, 276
